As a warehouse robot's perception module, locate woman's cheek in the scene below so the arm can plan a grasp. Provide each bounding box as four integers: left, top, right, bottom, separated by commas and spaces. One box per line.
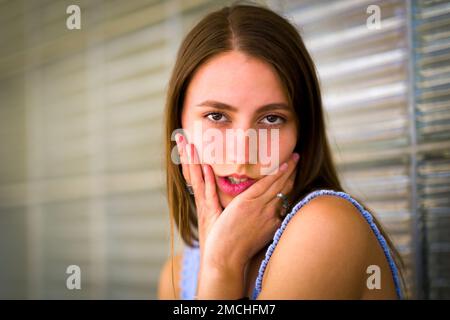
279, 126, 298, 163
258, 127, 296, 172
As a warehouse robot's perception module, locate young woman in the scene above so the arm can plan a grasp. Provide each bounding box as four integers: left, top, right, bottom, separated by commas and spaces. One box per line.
158, 3, 406, 300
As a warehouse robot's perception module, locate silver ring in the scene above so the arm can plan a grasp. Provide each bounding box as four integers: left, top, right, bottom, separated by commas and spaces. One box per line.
186, 183, 194, 195
276, 192, 290, 210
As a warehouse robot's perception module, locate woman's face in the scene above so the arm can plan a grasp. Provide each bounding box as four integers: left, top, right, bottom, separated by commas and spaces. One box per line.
181, 51, 298, 208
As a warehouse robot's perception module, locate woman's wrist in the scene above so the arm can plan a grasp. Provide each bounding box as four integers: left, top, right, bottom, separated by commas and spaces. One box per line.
202, 245, 248, 272
196, 256, 246, 299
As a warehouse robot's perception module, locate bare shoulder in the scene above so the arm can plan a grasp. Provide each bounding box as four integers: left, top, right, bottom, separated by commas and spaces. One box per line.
158, 250, 184, 300
257, 194, 372, 299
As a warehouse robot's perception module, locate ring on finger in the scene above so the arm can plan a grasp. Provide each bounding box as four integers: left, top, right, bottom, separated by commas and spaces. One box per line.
276, 192, 290, 210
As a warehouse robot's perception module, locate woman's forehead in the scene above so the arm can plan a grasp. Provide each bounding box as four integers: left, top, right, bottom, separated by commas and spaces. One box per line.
184, 51, 289, 111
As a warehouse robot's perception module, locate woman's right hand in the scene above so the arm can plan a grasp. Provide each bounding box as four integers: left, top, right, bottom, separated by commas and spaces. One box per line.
175, 133, 299, 272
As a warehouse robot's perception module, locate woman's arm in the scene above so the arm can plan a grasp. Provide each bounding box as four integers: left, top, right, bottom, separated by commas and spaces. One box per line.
158, 252, 183, 299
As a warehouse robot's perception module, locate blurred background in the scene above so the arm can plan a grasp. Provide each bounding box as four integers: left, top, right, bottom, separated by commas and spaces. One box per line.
0, 0, 449, 299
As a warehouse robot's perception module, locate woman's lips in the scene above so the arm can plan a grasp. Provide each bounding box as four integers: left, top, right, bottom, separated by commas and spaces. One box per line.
217, 175, 256, 196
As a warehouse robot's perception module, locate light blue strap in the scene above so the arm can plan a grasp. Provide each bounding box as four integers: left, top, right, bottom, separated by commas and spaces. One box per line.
180, 243, 200, 300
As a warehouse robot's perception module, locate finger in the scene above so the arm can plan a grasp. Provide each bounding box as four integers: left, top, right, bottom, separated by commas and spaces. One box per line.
261, 155, 298, 202
175, 133, 191, 184
264, 162, 298, 203
187, 143, 205, 202
264, 195, 286, 223
202, 164, 222, 215
280, 168, 297, 196
244, 152, 299, 200
265, 180, 294, 221
273, 166, 298, 219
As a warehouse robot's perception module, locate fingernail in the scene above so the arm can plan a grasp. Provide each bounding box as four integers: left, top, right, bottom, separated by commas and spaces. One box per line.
280, 162, 288, 171
292, 153, 300, 162
176, 134, 183, 144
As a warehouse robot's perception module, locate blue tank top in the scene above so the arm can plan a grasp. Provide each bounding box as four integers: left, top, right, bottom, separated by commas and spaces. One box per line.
179, 189, 403, 299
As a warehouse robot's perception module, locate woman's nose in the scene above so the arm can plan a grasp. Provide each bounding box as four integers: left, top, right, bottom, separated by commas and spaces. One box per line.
224, 126, 259, 165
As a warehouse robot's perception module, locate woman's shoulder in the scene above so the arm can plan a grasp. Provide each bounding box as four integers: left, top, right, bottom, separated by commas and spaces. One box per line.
285, 190, 372, 242
157, 250, 184, 300
286, 190, 372, 238
257, 191, 372, 298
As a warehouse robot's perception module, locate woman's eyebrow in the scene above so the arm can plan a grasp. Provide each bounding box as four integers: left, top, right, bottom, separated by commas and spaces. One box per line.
196, 100, 292, 113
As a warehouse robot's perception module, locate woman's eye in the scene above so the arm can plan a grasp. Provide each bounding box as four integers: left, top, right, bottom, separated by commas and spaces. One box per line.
260, 115, 285, 125
206, 112, 227, 122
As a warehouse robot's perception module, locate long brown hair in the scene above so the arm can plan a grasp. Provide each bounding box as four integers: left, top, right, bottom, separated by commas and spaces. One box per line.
163, 1, 407, 299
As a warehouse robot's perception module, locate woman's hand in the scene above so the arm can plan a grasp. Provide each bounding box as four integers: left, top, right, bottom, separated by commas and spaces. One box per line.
202, 155, 299, 272
175, 133, 299, 298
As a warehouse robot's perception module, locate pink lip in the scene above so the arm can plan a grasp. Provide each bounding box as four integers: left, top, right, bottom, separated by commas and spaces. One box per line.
217, 175, 256, 196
